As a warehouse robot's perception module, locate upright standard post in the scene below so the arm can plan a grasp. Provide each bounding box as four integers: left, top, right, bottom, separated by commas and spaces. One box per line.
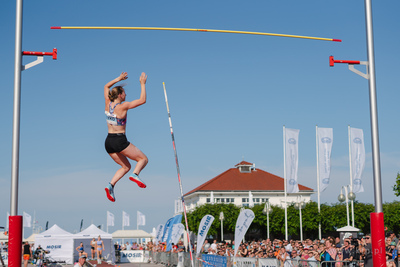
10, 0, 24, 266
316, 125, 322, 240
283, 126, 288, 241
348, 126, 355, 227
364, 0, 385, 265
163, 83, 194, 267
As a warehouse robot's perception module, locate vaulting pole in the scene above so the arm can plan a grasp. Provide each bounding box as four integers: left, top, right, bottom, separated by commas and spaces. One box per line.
51, 26, 342, 42
163, 82, 194, 267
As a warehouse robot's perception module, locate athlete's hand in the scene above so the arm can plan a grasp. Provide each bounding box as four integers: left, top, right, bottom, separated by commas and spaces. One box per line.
119, 72, 128, 81
140, 72, 147, 85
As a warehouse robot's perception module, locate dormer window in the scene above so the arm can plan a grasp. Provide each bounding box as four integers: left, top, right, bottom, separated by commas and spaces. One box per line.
235, 161, 255, 173
240, 166, 251, 173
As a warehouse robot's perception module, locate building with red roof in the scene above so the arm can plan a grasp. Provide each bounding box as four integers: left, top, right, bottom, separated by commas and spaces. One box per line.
182, 161, 314, 211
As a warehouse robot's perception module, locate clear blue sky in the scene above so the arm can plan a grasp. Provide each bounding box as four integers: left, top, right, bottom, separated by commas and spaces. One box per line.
1, 0, 399, 236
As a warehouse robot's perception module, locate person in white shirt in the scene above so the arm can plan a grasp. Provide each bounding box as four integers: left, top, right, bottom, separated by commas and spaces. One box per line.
210, 240, 217, 251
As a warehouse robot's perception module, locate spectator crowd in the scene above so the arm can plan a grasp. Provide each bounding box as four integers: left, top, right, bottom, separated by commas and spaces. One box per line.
151, 231, 400, 267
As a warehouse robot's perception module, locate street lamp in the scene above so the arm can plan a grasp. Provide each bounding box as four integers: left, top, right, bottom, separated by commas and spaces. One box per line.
338, 185, 355, 226
294, 196, 306, 241
262, 200, 272, 239
219, 211, 224, 242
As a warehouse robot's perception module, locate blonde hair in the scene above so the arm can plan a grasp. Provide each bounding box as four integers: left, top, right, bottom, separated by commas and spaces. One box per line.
108, 86, 124, 101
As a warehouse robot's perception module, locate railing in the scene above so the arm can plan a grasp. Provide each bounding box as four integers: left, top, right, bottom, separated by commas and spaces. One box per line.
149, 252, 366, 267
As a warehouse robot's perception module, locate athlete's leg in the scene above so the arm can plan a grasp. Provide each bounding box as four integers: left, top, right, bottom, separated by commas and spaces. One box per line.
108, 153, 131, 185
120, 143, 148, 175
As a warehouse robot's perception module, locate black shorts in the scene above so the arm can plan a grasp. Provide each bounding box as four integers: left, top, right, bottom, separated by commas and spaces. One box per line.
105, 133, 130, 153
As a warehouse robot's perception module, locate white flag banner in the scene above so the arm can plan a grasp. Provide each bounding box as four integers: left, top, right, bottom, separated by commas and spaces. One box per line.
122, 211, 130, 227
248, 191, 254, 208
175, 199, 183, 214
23, 212, 32, 228
6, 212, 9, 229
137, 211, 146, 226
285, 128, 300, 193
107, 211, 115, 226
170, 223, 185, 245
350, 128, 365, 193
318, 127, 333, 193
210, 191, 214, 204
155, 224, 164, 244
234, 209, 255, 256
196, 214, 215, 255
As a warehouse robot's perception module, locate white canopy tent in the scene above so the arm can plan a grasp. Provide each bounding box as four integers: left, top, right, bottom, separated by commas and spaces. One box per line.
24, 233, 37, 243
34, 224, 74, 264
112, 229, 152, 239
0, 232, 8, 242
73, 224, 115, 263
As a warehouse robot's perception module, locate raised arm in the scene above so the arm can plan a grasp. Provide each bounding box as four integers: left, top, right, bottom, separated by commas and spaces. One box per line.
104, 72, 128, 101
122, 72, 147, 110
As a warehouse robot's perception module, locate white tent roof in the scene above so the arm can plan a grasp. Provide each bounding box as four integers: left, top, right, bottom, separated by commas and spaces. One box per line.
0, 232, 8, 241
112, 229, 152, 239
36, 224, 72, 237
337, 225, 360, 232
74, 224, 112, 238
24, 233, 37, 243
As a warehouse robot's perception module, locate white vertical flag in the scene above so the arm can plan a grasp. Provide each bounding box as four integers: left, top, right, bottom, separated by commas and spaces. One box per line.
137, 211, 146, 226
174, 199, 183, 214
23, 212, 32, 228
350, 128, 365, 193
234, 209, 255, 256
285, 128, 300, 193
122, 211, 130, 227
318, 127, 333, 193
248, 191, 254, 208
107, 211, 115, 226
210, 191, 214, 204
170, 223, 185, 245
6, 212, 10, 230
196, 215, 215, 255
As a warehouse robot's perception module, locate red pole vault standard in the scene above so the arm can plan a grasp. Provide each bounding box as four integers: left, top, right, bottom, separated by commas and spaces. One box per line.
329, 56, 369, 79
9, 47, 57, 267
329, 56, 360, 66
22, 48, 57, 59
330, 54, 385, 266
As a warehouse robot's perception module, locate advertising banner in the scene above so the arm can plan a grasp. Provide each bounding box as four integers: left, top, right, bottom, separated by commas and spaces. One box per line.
119, 250, 144, 263
202, 254, 227, 267
285, 128, 300, 193
196, 215, 215, 255
234, 257, 256, 267
318, 127, 333, 193
258, 258, 279, 267
350, 127, 365, 193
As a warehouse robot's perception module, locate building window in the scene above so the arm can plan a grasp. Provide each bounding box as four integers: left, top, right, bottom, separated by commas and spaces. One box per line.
221, 198, 225, 203
242, 198, 249, 203
206, 198, 210, 203
242, 204, 249, 207
231, 198, 234, 203
239, 166, 251, 173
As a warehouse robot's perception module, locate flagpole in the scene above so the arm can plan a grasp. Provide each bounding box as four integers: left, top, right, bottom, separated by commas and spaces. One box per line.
348, 126, 355, 227
107, 212, 109, 233
316, 125, 322, 239
283, 125, 288, 241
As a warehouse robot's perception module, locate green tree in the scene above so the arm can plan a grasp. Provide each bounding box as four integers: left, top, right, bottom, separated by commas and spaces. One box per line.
393, 173, 400, 196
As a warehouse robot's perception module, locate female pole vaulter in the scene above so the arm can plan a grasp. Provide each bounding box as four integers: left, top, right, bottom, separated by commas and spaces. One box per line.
104, 72, 148, 202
